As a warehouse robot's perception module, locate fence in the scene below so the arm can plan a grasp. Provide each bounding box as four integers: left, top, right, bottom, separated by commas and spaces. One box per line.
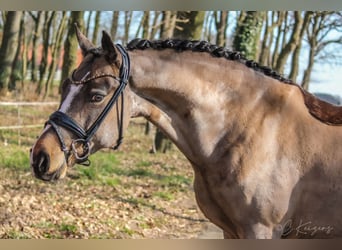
0, 101, 59, 146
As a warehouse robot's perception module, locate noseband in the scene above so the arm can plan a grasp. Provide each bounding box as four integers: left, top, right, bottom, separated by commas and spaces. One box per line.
46, 44, 130, 166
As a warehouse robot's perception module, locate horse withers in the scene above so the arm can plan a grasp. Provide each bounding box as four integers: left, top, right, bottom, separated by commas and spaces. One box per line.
30, 28, 342, 238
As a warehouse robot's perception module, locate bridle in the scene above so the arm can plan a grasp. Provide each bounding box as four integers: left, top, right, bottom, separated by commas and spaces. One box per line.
46, 44, 130, 166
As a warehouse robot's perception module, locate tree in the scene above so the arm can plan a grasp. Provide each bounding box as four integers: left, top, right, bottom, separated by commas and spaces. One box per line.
43, 11, 68, 99
174, 11, 205, 39
160, 11, 177, 38
110, 11, 119, 40
233, 11, 264, 61
214, 11, 229, 46
60, 11, 84, 93
9, 12, 26, 91
28, 11, 43, 83
123, 11, 132, 43
259, 11, 285, 67
289, 11, 312, 82
92, 11, 101, 44
36, 11, 56, 95
302, 11, 342, 90
0, 11, 23, 95
274, 11, 307, 75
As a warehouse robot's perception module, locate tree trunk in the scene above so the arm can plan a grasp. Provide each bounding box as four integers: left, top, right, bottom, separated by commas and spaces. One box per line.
29, 11, 43, 83
92, 11, 101, 44
271, 12, 286, 68
110, 11, 119, 40
233, 11, 264, 61
275, 11, 304, 74
123, 11, 132, 43
60, 11, 84, 93
301, 44, 315, 91
43, 12, 68, 99
36, 11, 56, 95
0, 11, 23, 95
214, 11, 229, 46
142, 11, 150, 39
160, 11, 177, 38
174, 11, 205, 39
150, 11, 161, 39
259, 11, 282, 66
289, 11, 312, 82
21, 13, 28, 91
85, 11, 93, 38
9, 12, 25, 91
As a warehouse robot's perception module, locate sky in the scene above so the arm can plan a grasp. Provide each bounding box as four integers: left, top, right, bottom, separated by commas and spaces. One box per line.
308, 63, 342, 98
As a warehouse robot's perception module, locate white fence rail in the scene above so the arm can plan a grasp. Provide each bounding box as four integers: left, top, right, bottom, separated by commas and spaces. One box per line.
0, 102, 58, 131
0, 101, 58, 106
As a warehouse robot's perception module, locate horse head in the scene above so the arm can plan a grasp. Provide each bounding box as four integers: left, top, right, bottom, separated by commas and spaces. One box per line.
30, 27, 131, 181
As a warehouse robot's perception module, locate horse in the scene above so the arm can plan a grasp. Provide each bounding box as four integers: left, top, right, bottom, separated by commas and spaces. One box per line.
30, 27, 342, 239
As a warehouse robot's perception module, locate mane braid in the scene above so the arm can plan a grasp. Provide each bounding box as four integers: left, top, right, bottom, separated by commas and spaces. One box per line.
126, 38, 293, 85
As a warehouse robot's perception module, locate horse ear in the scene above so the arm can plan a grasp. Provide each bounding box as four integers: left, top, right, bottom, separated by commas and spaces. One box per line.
74, 23, 94, 56
101, 30, 119, 64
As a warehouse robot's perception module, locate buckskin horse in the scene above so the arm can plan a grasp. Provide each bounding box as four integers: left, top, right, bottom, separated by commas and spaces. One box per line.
30, 27, 342, 238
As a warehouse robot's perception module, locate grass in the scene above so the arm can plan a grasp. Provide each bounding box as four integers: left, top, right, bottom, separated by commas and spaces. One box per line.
0, 145, 30, 171
153, 191, 174, 201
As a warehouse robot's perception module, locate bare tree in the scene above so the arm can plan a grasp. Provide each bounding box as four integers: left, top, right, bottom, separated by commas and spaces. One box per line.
28, 11, 43, 83
43, 12, 68, 99
150, 11, 161, 39
110, 11, 119, 40
275, 12, 306, 74
92, 11, 101, 44
289, 11, 312, 82
259, 11, 285, 66
60, 11, 84, 93
85, 11, 93, 38
160, 11, 177, 38
36, 11, 56, 95
9, 12, 26, 91
174, 11, 206, 39
302, 11, 342, 90
123, 11, 132, 43
0, 11, 23, 95
214, 11, 229, 46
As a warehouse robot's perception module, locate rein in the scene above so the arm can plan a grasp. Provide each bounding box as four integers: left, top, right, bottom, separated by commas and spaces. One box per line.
46, 44, 130, 166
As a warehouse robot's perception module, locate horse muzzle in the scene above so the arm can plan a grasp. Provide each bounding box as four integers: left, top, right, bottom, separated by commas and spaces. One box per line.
30, 127, 68, 182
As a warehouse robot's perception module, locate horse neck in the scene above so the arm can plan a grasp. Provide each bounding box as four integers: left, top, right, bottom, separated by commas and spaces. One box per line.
128, 49, 297, 163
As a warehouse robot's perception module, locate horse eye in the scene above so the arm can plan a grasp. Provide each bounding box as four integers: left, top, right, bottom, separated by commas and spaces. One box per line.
91, 94, 104, 103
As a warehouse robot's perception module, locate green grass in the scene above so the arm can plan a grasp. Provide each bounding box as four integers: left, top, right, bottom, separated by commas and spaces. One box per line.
59, 223, 78, 234
0, 146, 30, 171
3, 229, 31, 239
153, 191, 174, 201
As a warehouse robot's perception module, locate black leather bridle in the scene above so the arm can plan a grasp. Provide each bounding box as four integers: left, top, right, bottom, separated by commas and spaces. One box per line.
46, 44, 130, 166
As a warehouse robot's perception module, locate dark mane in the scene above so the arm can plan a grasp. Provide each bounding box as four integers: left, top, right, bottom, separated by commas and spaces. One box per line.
126, 38, 293, 84
126, 38, 342, 126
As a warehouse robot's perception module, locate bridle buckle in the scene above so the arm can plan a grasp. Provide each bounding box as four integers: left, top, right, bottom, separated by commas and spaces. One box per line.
71, 139, 91, 162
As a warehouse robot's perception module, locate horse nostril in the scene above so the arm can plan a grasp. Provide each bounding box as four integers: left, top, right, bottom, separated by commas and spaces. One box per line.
34, 151, 50, 177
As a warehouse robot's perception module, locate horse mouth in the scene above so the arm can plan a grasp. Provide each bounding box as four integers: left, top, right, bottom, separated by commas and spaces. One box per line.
33, 163, 67, 182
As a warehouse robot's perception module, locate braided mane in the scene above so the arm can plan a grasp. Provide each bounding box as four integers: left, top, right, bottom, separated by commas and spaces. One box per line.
127, 38, 293, 84
125, 38, 342, 125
